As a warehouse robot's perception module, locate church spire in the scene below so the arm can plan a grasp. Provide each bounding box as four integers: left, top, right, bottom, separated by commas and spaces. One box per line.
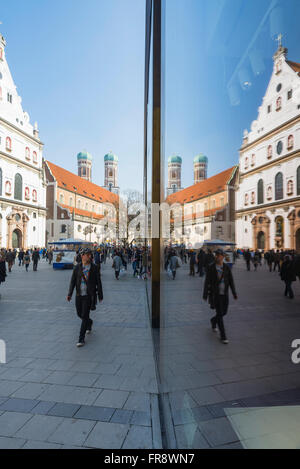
273, 33, 288, 61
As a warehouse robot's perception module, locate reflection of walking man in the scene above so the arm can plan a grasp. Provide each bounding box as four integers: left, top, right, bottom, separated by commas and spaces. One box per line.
203, 249, 237, 344
32, 248, 40, 271
67, 248, 103, 347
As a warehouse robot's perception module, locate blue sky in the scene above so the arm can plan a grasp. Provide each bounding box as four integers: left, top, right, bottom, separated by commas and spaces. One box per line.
2, 0, 300, 192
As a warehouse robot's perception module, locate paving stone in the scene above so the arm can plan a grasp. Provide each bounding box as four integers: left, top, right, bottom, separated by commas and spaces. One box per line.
110, 409, 133, 424
198, 417, 240, 447
12, 383, 50, 400
130, 411, 151, 427
31, 401, 56, 415
207, 401, 245, 419
22, 440, 62, 449
93, 374, 125, 390
84, 421, 129, 449
122, 425, 152, 449
47, 403, 81, 418
93, 390, 129, 409
67, 373, 99, 387
175, 424, 210, 449
0, 380, 25, 397
172, 408, 196, 426
48, 418, 96, 446
123, 392, 150, 412
0, 398, 39, 413
15, 414, 63, 442
0, 412, 33, 437
38, 385, 101, 406
44, 371, 76, 385
74, 405, 114, 422
0, 437, 26, 449
19, 369, 52, 383
0, 368, 32, 381
191, 406, 214, 423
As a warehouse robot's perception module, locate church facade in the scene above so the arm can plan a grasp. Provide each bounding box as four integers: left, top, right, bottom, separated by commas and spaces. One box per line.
0, 32, 46, 249
236, 43, 300, 251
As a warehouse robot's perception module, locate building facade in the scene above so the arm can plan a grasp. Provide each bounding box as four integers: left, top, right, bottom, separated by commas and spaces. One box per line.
167, 166, 238, 247
0, 32, 46, 249
44, 160, 119, 245
236, 44, 300, 251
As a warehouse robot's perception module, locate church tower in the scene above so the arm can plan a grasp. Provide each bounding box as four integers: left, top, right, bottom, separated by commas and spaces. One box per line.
194, 154, 208, 184
167, 155, 182, 195
77, 151, 92, 182
104, 152, 119, 195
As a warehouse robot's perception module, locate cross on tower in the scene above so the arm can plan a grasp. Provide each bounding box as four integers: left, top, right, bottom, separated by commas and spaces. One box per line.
276, 33, 283, 49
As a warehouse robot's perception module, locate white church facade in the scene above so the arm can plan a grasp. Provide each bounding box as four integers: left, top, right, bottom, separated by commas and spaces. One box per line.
236, 42, 300, 251
0, 32, 46, 249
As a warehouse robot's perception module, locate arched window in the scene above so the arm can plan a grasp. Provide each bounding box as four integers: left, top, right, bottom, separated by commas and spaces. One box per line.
245, 157, 249, 170
275, 172, 283, 200
0, 168, 2, 196
69, 197, 73, 207
297, 167, 300, 196
85, 203, 88, 210
14, 174, 22, 201
25, 187, 30, 200
6, 137, 11, 152
77, 199, 81, 209
25, 147, 30, 160
244, 193, 249, 206
267, 145, 272, 159
251, 154, 255, 166
276, 97, 282, 111
32, 190, 37, 202
59, 194, 64, 204
288, 135, 294, 150
251, 192, 255, 204
33, 151, 37, 163
257, 179, 264, 205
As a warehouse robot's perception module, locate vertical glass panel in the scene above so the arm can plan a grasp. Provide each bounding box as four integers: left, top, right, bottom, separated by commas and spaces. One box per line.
160, 0, 300, 449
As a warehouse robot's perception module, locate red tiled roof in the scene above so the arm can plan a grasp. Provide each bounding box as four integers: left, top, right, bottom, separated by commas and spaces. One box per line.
166, 166, 237, 205
46, 161, 119, 205
60, 204, 105, 220
287, 60, 300, 76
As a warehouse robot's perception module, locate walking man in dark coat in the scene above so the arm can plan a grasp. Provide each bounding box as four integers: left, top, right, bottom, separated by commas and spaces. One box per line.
67, 248, 103, 347
32, 248, 40, 271
203, 249, 238, 344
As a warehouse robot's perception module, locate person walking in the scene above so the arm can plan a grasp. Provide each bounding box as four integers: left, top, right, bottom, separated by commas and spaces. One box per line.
67, 248, 103, 347
189, 250, 196, 276
24, 251, 30, 272
6, 249, 14, 273
203, 249, 238, 344
18, 249, 24, 267
32, 248, 40, 271
112, 252, 122, 280
280, 255, 296, 299
169, 251, 180, 280
244, 249, 251, 271
0, 250, 7, 297
197, 249, 205, 277
274, 250, 281, 272
48, 249, 53, 265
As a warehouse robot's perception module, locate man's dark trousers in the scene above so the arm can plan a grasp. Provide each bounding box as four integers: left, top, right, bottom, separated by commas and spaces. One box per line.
211, 295, 229, 341
76, 295, 93, 343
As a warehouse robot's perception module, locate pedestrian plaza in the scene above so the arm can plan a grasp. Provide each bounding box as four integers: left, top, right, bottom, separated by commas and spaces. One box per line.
0, 258, 299, 448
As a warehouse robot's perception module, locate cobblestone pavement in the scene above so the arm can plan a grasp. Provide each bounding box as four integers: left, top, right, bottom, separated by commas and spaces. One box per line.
0, 259, 160, 449
160, 259, 300, 449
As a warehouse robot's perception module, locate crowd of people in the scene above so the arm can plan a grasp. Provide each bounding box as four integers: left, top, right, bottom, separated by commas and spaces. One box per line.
1, 242, 300, 347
